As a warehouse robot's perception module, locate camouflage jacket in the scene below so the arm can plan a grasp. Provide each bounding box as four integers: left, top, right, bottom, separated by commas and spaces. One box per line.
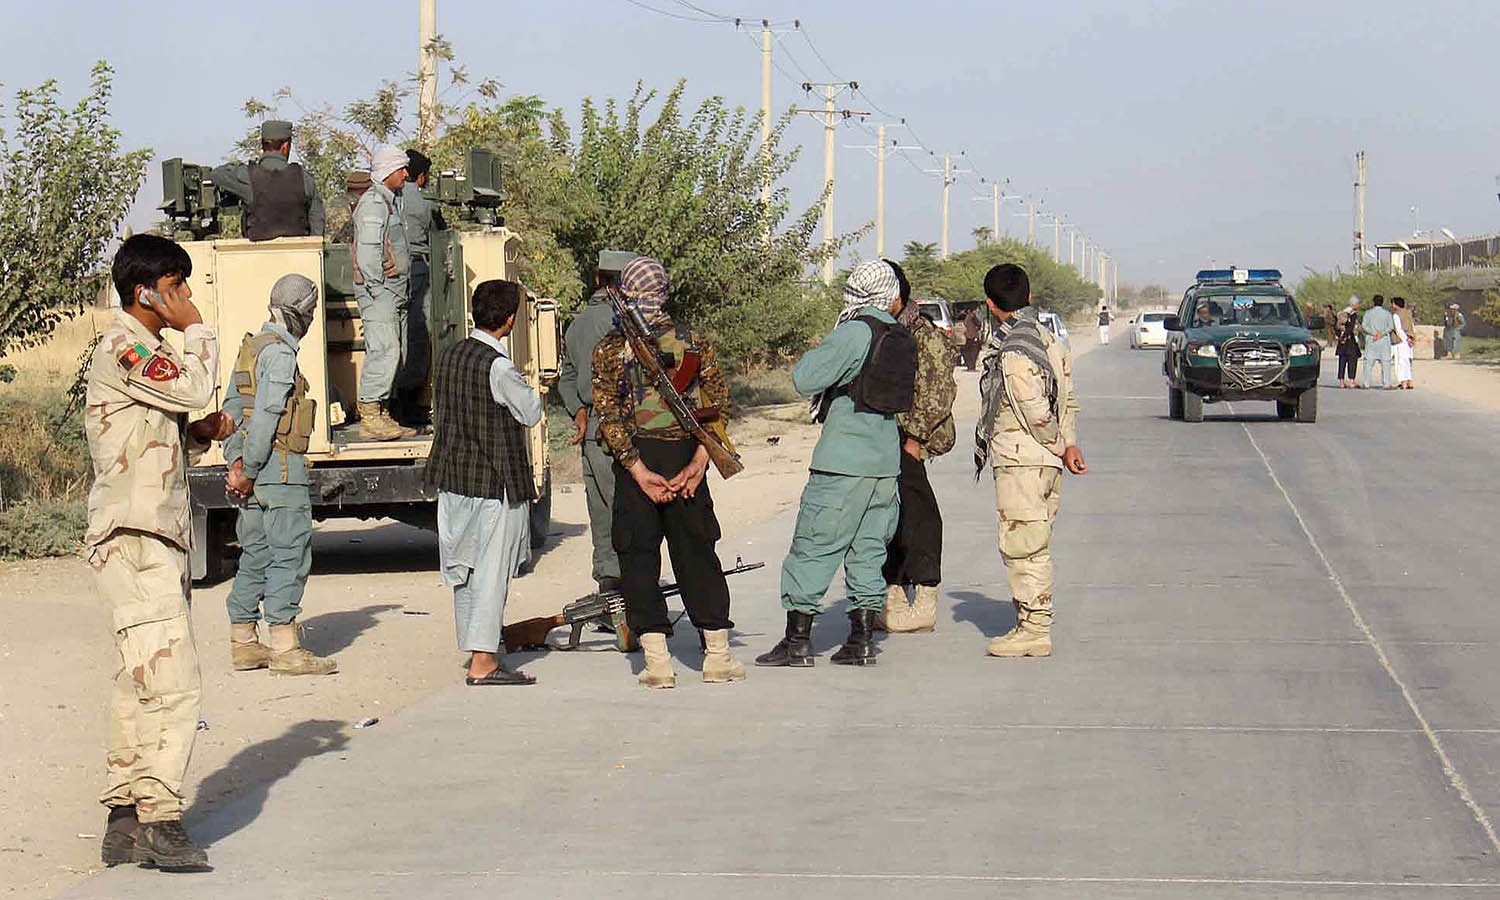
988, 325, 1079, 469
84, 311, 219, 555
591, 319, 731, 470
897, 315, 958, 457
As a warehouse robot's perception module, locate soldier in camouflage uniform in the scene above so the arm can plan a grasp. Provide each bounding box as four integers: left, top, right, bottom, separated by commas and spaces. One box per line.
880, 261, 958, 633
86, 235, 234, 869
222, 274, 337, 676
975, 264, 1085, 659
592, 257, 743, 689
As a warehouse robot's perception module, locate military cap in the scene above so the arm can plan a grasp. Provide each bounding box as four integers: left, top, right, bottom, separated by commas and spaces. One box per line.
597, 249, 639, 275
261, 120, 294, 143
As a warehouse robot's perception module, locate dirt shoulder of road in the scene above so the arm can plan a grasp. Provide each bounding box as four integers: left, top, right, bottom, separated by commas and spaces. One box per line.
0, 403, 818, 898
1405, 357, 1500, 412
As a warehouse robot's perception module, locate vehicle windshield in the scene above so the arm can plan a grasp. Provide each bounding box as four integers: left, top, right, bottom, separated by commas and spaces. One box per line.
919, 302, 948, 324
1142, 312, 1169, 323
1191, 294, 1301, 327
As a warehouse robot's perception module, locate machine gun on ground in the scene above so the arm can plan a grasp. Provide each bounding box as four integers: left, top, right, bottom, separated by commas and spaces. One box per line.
502, 558, 764, 653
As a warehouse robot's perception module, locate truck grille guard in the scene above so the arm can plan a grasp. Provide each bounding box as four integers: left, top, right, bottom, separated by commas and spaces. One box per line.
1219, 337, 1289, 391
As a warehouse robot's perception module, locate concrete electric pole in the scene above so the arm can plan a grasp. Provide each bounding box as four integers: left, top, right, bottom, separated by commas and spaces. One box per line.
1027, 201, 1037, 247
1050, 214, 1065, 263
924, 153, 971, 260
1353, 150, 1367, 268
760, 21, 772, 203
799, 82, 867, 284
417, 0, 438, 147
846, 123, 913, 258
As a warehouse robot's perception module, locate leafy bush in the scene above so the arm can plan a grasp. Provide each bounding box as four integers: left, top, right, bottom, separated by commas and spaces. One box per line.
0, 498, 86, 559
729, 366, 800, 410
0, 387, 90, 506
1294, 267, 1456, 325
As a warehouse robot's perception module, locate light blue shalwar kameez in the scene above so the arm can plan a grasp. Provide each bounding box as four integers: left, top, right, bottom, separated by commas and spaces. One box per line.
437, 329, 543, 652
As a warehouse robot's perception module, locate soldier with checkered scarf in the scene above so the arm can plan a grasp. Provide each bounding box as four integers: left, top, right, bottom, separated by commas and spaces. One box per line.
591, 257, 742, 689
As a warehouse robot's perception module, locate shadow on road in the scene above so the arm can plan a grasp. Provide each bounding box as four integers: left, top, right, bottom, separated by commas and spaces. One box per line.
311, 521, 437, 575
188, 719, 350, 845
300, 604, 401, 656
950, 589, 1015, 637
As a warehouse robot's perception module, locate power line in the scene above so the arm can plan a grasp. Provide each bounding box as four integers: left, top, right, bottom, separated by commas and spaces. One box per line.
796, 25, 842, 80
666, 0, 736, 21
772, 31, 818, 83
622, 0, 724, 24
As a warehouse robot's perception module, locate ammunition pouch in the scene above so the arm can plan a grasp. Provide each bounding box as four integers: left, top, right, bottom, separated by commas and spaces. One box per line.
233, 332, 315, 458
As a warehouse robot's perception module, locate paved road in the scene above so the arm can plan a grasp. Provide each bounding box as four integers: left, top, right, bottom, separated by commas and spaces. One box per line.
71, 342, 1500, 898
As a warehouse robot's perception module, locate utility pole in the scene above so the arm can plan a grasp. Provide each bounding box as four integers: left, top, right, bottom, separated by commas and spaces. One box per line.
923, 153, 971, 260
1068, 229, 1076, 266
799, 82, 866, 284
417, 0, 438, 147
1112, 259, 1119, 303
1353, 150, 1367, 268
1050, 214, 1065, 263
991, 183, 1002, 239
847, 122, 913, 259
760, 20, 772, 203
1027, 201, 1037, 247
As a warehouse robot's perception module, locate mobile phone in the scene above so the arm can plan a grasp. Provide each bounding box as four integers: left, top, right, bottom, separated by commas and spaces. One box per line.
139, 288, 161, 309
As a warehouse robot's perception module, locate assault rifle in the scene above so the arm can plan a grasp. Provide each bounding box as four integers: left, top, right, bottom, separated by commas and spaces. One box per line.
610, 294, 744, 479
502, 558, 765, 653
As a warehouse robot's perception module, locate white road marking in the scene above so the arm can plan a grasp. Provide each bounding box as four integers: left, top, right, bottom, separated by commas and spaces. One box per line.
373, 869, 1500, 889
1237, 418, 1500, 854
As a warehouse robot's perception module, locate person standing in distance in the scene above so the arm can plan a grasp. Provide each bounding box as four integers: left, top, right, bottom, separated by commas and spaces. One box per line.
209, 120, 325, 241
1097, 306, 1112, 345
557, 249, 637, 595
87, 235, 234, 869
975, 264, 1085, 659
392, 149, 448, 426
352, 146, 415, 440
222, 274, 337, 677
427, 280, 543, 686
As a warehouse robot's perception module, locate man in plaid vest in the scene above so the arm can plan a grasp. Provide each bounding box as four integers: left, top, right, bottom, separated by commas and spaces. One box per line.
426, 279, 542, 685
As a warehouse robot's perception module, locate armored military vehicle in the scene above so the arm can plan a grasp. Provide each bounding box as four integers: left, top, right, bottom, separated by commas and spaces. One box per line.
159, 150, 559, 581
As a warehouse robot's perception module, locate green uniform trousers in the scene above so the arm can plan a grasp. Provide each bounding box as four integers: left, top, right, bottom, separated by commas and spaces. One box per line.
581, 433, 619, 583
780, 472, 900, 614
227, 482, 314, 626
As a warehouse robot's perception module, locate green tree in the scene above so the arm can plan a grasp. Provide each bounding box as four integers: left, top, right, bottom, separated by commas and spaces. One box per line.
1293, 266, 1455, 325
0, 63, 149, 356
902, 237, 1100, 317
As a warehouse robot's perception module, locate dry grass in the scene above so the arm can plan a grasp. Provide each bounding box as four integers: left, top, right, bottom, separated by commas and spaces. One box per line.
0, 307, 110, 393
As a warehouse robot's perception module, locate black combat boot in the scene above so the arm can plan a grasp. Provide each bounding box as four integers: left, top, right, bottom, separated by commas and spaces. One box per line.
100, 805, 138, 866
132, 819, 209, 870
830, 609, 878, 666
755, 611, 816, 667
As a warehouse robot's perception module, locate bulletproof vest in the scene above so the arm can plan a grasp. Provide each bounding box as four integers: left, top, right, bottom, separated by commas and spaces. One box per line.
631, 325, 705, 432
232, 332, 316, 462
246, 161, 311, 241
349, 190, 396, 285
818, 316, 917, 421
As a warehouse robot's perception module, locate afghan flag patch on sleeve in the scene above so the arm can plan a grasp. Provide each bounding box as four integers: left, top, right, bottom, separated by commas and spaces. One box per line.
116, 342, 151, 371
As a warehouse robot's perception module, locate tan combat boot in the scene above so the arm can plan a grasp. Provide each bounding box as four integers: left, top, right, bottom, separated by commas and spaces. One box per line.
230, 622, 272, 671
890, 584, 938, 634
986, 602, 1052, 658
875, 583, 908, 633
268, 623, 339, 676
357, 401, 415, 442
637, 632, 676, 689
701, 629, 745, 683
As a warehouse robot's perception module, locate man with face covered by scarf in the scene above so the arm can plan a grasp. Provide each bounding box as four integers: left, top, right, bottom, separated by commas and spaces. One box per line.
221, 273, 337, 676
592, 257, 742, 689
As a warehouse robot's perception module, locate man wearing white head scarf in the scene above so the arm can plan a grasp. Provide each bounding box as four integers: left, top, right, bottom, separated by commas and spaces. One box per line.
758, 259, 910, 669
222, 273, 337, 676
350, 146, 415, 440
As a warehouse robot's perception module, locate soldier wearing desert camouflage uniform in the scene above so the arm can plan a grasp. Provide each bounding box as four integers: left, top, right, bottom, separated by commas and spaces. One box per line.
975, 264, 1086, 659
86, 234, 234, 870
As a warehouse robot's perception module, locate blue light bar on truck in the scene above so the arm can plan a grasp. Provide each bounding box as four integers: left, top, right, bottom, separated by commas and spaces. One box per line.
1195, 268, 1282, 284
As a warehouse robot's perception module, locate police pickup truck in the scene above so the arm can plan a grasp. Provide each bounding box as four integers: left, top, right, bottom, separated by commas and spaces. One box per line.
1163, 268, 1323, 423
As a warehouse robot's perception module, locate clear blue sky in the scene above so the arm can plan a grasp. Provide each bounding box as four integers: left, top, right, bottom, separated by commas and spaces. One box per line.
6, 0, 1498, 291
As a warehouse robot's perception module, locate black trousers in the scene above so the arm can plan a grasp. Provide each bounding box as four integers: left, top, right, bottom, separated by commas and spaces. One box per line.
613, 438, 733, 636
882, 450, 943, 587
1337, 351, 1359, 380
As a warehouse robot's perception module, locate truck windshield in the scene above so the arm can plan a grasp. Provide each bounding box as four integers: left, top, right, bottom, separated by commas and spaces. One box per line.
1192, 295, 1301, 327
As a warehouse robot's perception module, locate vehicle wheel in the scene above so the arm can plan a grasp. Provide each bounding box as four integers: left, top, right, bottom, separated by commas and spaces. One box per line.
528, 468, 552, 550
1276, 400, 1296, 420
1169, 387, 1184, 420
1295, 387, 1317, 423
1182, 390, 1204, 423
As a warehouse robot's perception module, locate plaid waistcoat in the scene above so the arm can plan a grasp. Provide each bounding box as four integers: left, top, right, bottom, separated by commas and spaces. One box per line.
426, 337, 535, 502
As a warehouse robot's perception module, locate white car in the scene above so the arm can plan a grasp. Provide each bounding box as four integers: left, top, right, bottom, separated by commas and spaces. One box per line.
1037, 311, 1070, 349
1129, 309, 1174, 349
